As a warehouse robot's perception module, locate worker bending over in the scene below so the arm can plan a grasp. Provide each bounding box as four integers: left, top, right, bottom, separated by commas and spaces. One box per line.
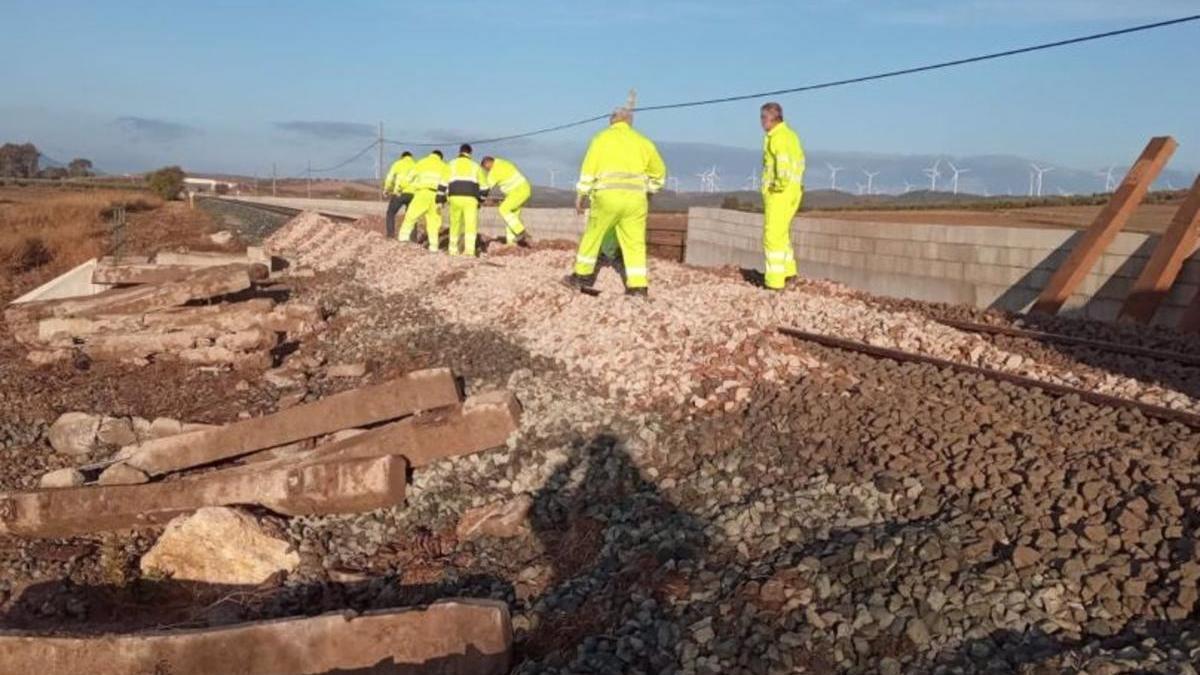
382, 151, 415, 239
759, 101, 805, 290
564, 98, 666, 297
398, 150, 448, 250
445, 144, 487, 256
480, 156, 531, 246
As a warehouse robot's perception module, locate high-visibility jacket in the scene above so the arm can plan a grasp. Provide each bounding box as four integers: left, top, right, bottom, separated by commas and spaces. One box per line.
383, 156, 415, 195
484, 157, 528, 193
446, 154, 486, 199
409, 153, 448, 193
575, 121, 666, 195
761, 121, 805, 193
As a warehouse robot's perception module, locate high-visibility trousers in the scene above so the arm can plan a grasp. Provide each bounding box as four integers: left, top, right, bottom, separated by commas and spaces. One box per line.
762, 184, 802, 289
498, 183, 530, 244
398, 189, 442, 251
448, 196, 480, 256
573, 190, 648, 289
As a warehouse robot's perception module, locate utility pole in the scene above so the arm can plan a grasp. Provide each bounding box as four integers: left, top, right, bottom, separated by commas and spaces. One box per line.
378, 122, 385, 201
272, 163, 277, 197
306, 159, 312, 199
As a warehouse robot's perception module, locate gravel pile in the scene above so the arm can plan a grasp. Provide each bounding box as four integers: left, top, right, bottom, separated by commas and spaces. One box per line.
268, 213, 1200, 415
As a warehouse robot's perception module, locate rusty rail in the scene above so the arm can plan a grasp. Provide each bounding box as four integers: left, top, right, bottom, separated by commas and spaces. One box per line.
935, 318, 1200, 368
778, 326, 1200, 430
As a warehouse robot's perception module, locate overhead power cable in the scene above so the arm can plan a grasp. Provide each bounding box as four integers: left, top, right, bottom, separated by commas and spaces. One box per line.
377, 14, 1199, 148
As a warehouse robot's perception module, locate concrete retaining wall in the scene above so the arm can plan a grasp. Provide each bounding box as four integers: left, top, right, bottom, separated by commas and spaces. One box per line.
686, 208, 1200, 326
11, 259, 105, 304
226, 197, 586, 240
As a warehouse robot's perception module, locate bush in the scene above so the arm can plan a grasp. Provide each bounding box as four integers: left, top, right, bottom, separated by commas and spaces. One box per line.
6, 236, 52, 273
146, 166, 185, 200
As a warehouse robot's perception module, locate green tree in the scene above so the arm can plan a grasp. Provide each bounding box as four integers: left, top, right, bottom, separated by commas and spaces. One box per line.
67, 158, 93, 177
146, 166, 185, 200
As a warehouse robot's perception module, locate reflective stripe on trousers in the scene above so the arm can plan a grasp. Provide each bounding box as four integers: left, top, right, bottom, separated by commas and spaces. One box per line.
573, 190, 649, 289
762, 184, 803, 289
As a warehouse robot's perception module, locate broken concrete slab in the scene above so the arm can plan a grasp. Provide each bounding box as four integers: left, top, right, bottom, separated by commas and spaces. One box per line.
96, 417, 137, 447
244, 390, 521, 470
0, 600, 510, 675
0, 454, 406, 538
91, 263, 199, 286
6, 264, 267, 329
327, 362, 367, 378
140, 507, 299, 584
121, 369, 459, 476
154, 249, 269, 268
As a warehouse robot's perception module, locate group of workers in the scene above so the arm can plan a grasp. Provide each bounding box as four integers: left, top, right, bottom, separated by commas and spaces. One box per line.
382, 98, 806, 295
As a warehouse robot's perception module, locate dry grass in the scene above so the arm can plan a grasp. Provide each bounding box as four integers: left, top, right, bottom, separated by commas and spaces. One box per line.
0, 188, 161, 301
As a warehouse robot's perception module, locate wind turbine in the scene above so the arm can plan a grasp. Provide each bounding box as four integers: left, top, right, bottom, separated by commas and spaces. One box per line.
744, 172, 760, 190
548, 168, 558, 189
923, 159, 942, 192
1098, 166, 1117, 192
902, 180, 915, 194
708, 166, 721, 192
862, 169, 879, 196
667, 176, 680, 192
946, 161, 970, 195
826, 163, 843, 191
1030, 164, 1053, 197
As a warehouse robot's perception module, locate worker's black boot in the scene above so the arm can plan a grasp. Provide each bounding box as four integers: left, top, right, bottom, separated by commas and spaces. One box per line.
560, 273, 597, 291
516, 232, 531, 248
625, 287, 648, 298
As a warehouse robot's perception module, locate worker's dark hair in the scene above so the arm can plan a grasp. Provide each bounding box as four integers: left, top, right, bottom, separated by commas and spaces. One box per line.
400, 151, 412, 158
459, 143, 473, 155
481, 155, 495, 165
431, 150, 443, 158
761, 101, 784, 119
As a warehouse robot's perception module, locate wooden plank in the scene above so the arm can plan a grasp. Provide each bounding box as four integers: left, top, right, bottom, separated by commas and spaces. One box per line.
121, 369, 460, 476
1031, 137, 1178, 315
0, 455, 406, 538
0, 601, 510, 675
647, 214, 689, 232
1119, 174, 1200, 323
646, 230, 686, 246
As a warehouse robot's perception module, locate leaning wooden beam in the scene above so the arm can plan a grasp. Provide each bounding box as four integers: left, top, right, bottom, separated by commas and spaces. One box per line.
121, 369, 460, 476
0, 600, 511, 675
1119, 174, 1200, 323
238, 391, 521, 470
778, 326, 1200, 430
0, 454, 406, 538
1031, 136, 1178, 315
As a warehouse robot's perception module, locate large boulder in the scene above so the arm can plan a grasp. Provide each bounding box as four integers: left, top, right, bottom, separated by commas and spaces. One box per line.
140, 507, 299, 584
47, 412, 101, 457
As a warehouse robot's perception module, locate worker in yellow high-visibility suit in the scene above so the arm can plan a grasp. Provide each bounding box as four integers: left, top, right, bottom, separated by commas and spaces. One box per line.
398, 150, 448, 251
759, 101, 805, 290
480, 156, 531, 246
382, 151, 415, 239
564, 105, 666, 296
445, 144, 487, 257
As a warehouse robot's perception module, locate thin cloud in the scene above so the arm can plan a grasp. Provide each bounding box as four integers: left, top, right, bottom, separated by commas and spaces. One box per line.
275, 120, 376, 140
112, 116, 201, 143
873, 0, 1198, 25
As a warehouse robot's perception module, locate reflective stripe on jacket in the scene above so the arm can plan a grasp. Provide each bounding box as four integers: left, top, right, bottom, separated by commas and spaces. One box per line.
446, 155, 486, 198
576, 121, 667, 195
761, 121, 805, 193
485, 157, 528, 193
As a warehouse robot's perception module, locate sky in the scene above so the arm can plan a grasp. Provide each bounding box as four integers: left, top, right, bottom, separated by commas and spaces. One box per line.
2, 0, 1199, 190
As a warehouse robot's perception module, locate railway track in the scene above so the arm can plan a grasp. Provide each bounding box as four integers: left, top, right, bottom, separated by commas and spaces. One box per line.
936, 317, 1200, 368
779, 325, 1200, 430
